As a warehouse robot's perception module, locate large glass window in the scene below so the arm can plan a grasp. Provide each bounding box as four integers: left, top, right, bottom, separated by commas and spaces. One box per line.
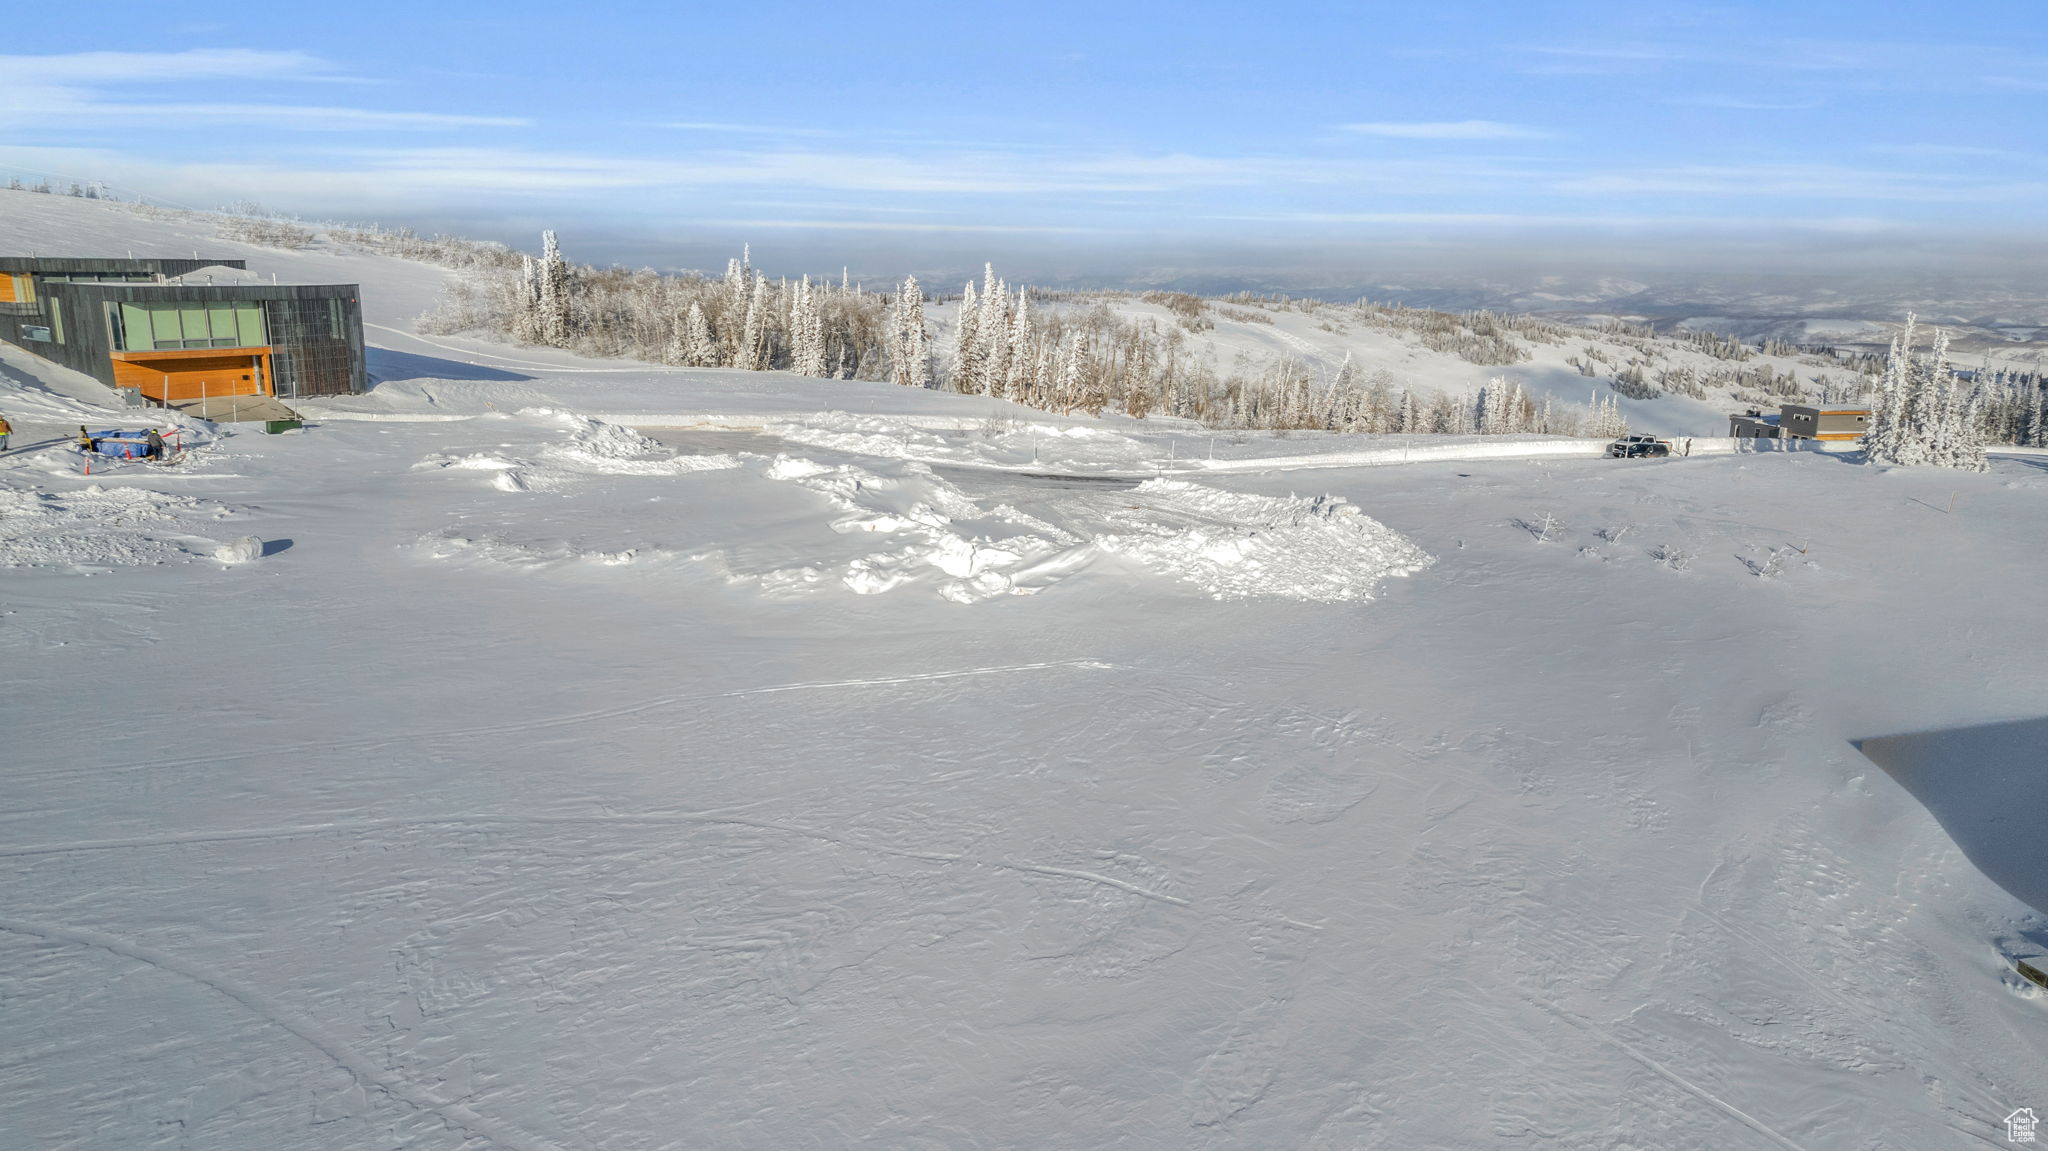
112, 302, 266, 351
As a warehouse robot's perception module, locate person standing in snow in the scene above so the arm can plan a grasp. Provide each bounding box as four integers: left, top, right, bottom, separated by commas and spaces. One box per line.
146, 428, 165, 461
77, 426, 94, 454
0, 413, 11, 452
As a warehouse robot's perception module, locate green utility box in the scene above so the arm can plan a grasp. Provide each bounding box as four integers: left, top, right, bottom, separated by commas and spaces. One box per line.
264, 419, 303, 434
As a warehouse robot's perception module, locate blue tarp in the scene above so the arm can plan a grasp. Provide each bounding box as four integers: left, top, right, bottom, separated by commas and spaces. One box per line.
88, 431, 151, 459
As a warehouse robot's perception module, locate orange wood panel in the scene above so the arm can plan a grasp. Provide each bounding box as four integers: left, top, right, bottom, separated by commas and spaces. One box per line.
111, 350, 269, 402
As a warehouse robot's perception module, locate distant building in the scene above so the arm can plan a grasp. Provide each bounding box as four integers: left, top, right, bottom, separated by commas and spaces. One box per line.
0, 257, 366, 411
1728, 403, 1870, 442
1728, 408, 1781, 439
1779, 404, 1870, 441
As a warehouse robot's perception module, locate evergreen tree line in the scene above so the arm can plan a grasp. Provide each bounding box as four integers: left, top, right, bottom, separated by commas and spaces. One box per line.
1364, 303, 1545, 366
946, 265, 1619, 432
423, 237, 900, 381
1588, 356, 1816, 403
1865, 315, 1991, 469
417, 240, 1630, 437
1972, 364, 2046, 448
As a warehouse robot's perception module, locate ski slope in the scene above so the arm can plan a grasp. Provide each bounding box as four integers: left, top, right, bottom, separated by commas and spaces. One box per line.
2, 191, 2046, 1149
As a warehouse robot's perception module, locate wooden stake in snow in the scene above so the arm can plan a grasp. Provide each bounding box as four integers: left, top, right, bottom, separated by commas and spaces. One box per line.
2018, 957, 2048, 990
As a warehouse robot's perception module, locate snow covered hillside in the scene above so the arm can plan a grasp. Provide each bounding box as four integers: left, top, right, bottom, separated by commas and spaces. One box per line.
1016, 289, 1857, 438
0, 190, 1892, 439
3, 191, 2046, 1149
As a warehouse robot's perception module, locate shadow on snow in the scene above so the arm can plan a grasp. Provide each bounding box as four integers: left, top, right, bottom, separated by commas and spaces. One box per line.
365, 347, 531, 386
1856, 716, 2048, 915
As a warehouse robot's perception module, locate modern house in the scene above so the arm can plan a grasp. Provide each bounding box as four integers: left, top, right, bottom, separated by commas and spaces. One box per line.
1779, 404, 1870, 441
0, 257, 366, 415
1728, 408, 1781, 438
1728, 403, 1870, 441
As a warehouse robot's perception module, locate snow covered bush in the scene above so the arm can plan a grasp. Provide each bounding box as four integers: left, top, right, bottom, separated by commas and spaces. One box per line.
1515, 513, 1565, 543
214, 215, 315, 250
1743, 546, 1795, 579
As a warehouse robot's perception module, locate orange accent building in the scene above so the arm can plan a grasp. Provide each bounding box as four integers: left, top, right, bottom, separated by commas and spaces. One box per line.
110, 347, 276, 403
1729, 403, 1872, 442
0, 257, 365, 403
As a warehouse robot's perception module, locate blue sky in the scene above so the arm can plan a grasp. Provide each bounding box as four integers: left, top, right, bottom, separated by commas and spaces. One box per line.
4, 1, 2046, 279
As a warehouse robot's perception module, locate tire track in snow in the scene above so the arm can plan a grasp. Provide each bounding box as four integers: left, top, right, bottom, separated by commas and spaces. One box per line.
1681, 889, 2013, 1127
0, 809, 1320, 933
0, 916, 565, 1151
992, 859, 1192, 908
1531, 998, 1811, 1151
56, 659, 1117, 778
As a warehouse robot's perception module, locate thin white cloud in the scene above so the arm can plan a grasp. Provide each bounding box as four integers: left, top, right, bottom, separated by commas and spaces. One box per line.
1552, 164, 2048, 203
0, 49, 518, 132
1522, 38, 2048, 89
334, 146, 1292, 195
1338, 120, 1546, 140
659, 121, 834, 136
6, 135, 2042, 245
1523, 43, 1688, 64
1864, 144, 2048, 166
1208, 211, 1660, 227
1667, 94, 1824, 111
705, 220, 1104, 234
83, 102, 524, 130
0, 49, 327, 82
320, 146, 1566, 200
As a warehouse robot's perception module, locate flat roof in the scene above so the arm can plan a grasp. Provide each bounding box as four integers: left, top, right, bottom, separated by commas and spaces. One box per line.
0, 256, 249, 276
46, 281, 359, 300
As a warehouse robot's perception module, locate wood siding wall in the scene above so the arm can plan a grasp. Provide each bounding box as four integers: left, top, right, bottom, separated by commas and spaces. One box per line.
0, 281, 365, 398
111, 350, 271, 402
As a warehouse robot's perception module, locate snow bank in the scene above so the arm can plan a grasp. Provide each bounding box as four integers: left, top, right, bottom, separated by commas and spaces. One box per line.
733, 464, 1430, 604
1096, 481, 1433, 601
411, 414, 1432, 604
743, 456, 1072, 603
1185, 436, 1609, 473
413, 411, 742, 493
534, 412, 742, 477
214, 536, 264, 564
760, 411, 1160, 477
0, 484, 237, 570
415, 533, 651, 569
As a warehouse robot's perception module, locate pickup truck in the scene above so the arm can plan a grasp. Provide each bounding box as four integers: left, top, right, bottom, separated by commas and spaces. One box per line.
1606, 435, 1671, 459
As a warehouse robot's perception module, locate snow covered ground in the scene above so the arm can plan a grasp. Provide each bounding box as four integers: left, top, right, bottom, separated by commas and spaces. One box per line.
3, 194, 2047, 1149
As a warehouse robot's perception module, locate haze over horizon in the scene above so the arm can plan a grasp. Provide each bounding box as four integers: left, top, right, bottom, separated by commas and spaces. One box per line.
5, 1, 2046, 289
